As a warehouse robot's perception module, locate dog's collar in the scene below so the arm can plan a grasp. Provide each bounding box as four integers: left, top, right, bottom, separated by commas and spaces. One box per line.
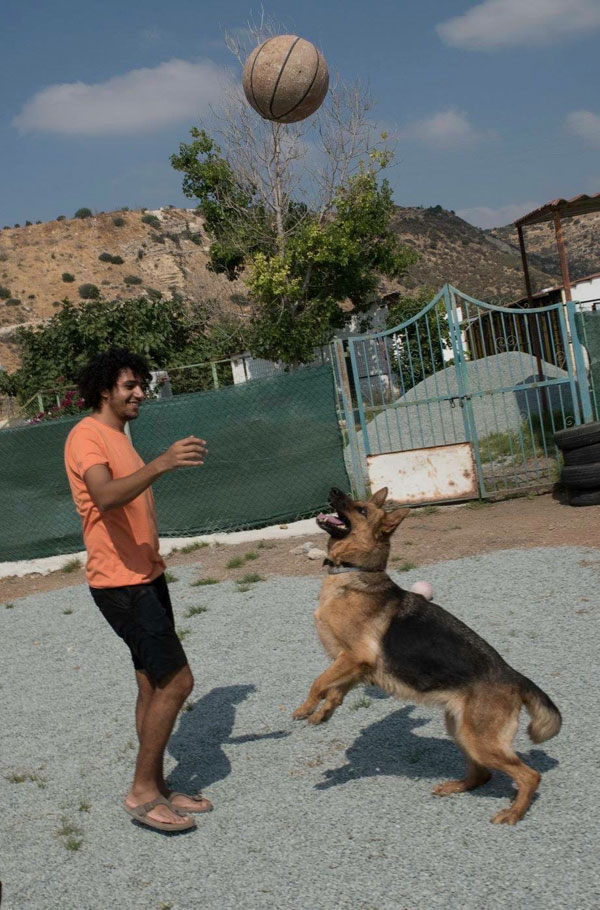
323, 558, 380, 575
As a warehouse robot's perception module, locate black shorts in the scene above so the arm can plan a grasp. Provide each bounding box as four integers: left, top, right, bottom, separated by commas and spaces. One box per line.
90, 574, 188, 683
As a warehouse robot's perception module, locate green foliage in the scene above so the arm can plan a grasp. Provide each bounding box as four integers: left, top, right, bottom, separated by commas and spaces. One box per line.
0, 285, 11, 299
112, 216, 125, 227
5, 298, 20, 306
171, 130, 418, 364
3, 296, 241, 404
62, 272, 75, 282
385, 289, 451, 387
141, 213, 161, 229
124, 275, 142, 285
98, 252, 113, 262
56, 215, 66, 221
78, 283, 100, 300
110, 255, 124, 264
74, 207, 92, 219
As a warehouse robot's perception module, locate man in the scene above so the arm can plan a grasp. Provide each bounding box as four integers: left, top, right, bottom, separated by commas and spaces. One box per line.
64, 347, 211, 833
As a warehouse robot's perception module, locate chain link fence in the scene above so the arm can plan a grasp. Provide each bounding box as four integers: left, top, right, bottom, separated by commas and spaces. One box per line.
0, 364, 350, 562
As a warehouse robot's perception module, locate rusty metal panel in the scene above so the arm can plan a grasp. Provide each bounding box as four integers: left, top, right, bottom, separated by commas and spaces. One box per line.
366, 443, 478, 504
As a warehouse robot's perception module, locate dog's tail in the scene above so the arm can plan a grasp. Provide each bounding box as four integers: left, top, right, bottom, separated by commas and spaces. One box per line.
519, 675, 562, 743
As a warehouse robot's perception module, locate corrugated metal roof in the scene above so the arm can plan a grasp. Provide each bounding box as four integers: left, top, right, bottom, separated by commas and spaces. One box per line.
515, 192, 600, 227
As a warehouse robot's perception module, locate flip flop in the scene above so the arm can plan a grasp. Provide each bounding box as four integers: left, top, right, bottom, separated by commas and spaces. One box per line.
168, 791, 214, 814
123, 795, 197, 832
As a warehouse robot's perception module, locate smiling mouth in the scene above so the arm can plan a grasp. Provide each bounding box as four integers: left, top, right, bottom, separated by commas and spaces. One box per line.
316, 512, 350, 538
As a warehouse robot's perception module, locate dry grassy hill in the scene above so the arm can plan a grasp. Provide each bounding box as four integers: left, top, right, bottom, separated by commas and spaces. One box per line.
487, 212, 600, 287
0, 207, 250, 372
0, 203, 576, 374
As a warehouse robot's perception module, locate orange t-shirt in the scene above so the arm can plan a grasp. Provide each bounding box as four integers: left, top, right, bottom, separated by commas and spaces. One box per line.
64, 415, 165, 588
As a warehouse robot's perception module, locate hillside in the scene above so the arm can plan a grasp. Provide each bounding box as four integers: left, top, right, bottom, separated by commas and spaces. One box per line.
389, 206, 558, 302
0, 204, 564, 374
487, 212, 600, 287
0, 208, 250, 372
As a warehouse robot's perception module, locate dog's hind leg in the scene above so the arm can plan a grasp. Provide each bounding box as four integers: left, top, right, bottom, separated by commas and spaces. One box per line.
432, 709, 491, 797
455, 690, 541, 825
293, 652, 368, 724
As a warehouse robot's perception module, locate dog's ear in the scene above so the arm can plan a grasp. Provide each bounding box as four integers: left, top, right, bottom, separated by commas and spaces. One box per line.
380, 506, 410, 536
369, 487, 388, 508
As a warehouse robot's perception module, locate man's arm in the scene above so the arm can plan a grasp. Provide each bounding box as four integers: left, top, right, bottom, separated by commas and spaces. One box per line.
84, 436, 207, 513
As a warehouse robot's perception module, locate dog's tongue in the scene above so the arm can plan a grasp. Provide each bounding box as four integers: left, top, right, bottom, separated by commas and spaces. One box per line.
317, 513, 345, 526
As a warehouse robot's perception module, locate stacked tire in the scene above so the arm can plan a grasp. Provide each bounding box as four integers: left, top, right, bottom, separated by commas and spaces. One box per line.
555, 421, 600, 506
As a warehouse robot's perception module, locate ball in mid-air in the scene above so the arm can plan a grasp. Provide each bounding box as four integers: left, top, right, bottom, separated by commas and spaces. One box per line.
242, 34, 329, 123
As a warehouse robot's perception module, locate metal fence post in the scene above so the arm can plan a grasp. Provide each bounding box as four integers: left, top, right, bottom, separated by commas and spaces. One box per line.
334, 340, 366, 498
567, 300, 593, 423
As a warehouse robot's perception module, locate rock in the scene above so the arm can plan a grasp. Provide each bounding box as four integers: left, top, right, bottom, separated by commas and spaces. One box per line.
302, 541, 314, 552
289, 545, 306, 555
307, 547, 327, 560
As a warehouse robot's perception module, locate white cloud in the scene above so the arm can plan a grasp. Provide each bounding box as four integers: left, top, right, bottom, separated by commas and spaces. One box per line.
13, 59, 230, 136
457, 201, 541, 229
437, 0, 600, 51
398, 109, 495, 149
566, 110, 600, 146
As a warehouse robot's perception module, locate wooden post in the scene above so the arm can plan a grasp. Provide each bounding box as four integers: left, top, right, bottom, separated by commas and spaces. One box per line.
553, 210, 572, 302
517, 224, 547, 411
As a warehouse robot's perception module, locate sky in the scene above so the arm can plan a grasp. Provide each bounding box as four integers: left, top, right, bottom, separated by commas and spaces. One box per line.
2, 0, 600, 230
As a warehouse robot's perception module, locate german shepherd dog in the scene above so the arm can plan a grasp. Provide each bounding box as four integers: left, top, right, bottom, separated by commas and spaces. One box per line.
293, 487, 562, 824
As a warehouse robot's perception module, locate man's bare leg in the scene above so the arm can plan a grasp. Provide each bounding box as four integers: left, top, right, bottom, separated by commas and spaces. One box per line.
125, 664, 194, 826
131, 667, 212, 818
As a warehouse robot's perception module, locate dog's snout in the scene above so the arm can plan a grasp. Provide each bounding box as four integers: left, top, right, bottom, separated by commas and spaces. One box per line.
328, 487, 348, 506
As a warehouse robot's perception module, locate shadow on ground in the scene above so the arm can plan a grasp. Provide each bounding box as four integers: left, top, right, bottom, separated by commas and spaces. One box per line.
167, 684, 289, 793
315, 702, 559, 801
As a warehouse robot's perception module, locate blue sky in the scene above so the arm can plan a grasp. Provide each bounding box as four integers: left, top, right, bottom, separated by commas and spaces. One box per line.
2, 0, 600, 229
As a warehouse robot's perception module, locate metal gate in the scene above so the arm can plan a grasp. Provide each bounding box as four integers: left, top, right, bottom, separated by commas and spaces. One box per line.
340, 284, 592, 501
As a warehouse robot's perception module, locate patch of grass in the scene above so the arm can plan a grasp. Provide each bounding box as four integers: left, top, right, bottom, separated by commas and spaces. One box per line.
177, 627, 191, 641
182, 701, 194, 713
226, 556, 245, 569
238, 573, 265, 584
164, 571, 178, 583
79, 799, 91, 813
61, 558, 82, 574
191, 577, 218, 586
244, 550, 258, 561
349, 696, 372, 711
179, 541, 209, 554
56, 816, 84, 851
465, 499, 491, 510
392, 559, 416, 572
5, 768, 46, 788
63, 608, 73, 615
185, 604, 208, 617
5, 602, 15, 609
421, 505, 439, 515
236, 584, 251, 593
257, 541, 276, 549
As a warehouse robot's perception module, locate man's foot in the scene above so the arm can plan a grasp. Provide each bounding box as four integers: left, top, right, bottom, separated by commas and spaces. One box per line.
123, 794, 196, 832
165, 790, 213, 814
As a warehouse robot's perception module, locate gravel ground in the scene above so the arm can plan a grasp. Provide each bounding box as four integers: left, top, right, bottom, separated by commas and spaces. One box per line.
1, 547, 599, 910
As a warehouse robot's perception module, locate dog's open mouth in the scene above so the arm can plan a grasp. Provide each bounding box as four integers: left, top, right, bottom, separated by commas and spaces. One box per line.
316, 512, 350, 538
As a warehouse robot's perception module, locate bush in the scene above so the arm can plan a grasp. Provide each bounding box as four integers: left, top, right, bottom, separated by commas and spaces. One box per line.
62, 273, 75, 282
56, 215, 66, 221
78, 283, 100, 299
25, 220, 32, 226
0, 285, 11, 299
14, 224, 20, 228
6, 298, 21, 306
74, 208, 92, 219
98, 252, 113, 262
124, 275, 142, 286
141, 214, 161, 229
112, 216, 125, 227
110, 255, 124, 265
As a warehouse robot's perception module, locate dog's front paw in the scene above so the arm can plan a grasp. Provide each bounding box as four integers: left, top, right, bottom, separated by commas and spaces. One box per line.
307, 706, 332, 725
292, 704, 313, 720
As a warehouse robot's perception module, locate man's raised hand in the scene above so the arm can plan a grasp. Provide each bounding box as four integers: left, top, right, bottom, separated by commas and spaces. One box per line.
160, 436, 207, 471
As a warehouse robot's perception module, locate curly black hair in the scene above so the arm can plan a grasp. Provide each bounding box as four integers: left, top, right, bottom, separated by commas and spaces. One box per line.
78, 348, 152, 410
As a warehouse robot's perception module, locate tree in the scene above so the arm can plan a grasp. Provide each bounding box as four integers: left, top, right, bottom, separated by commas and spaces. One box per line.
170, 24, 417, 364
0, 296, 246, 408
385, 289, 452, 389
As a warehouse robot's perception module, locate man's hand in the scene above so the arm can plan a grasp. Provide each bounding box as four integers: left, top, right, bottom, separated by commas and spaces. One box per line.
159, 436, 207, 471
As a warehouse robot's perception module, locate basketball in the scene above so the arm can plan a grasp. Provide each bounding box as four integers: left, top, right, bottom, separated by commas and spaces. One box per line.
242, 35, 329, 124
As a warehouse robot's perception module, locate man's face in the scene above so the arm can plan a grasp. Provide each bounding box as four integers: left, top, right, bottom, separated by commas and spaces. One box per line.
103, 368, 146, 421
